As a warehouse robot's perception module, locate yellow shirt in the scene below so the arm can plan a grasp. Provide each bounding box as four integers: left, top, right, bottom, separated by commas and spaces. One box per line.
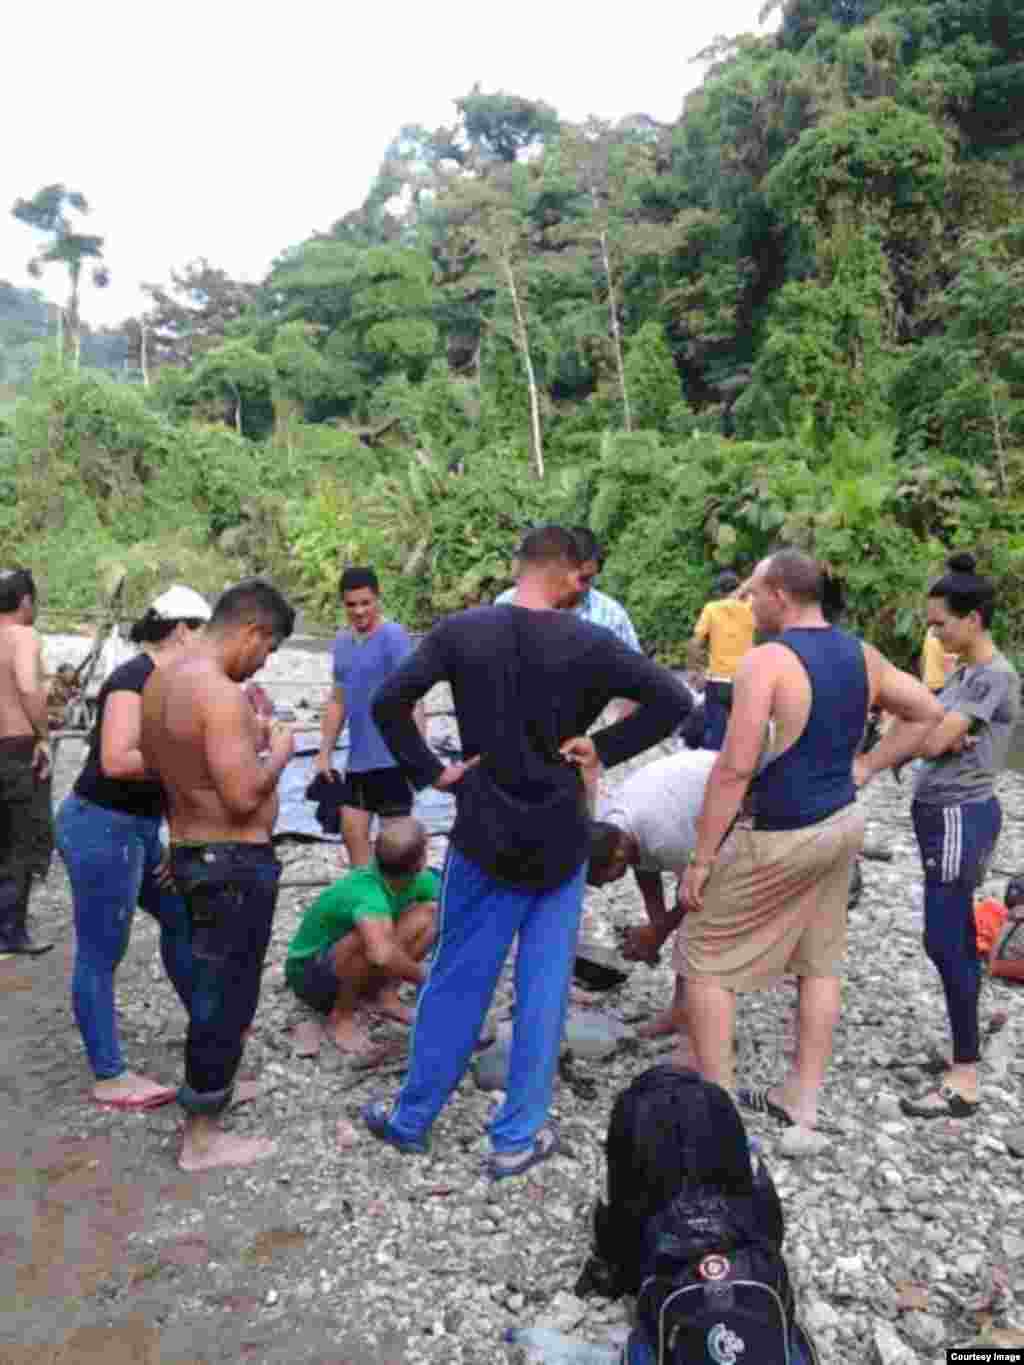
693, 598, 755, 679
921, 629, 957, 691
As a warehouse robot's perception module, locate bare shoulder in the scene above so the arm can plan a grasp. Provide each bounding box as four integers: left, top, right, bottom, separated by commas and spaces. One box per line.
1, 624, 42, 671
8, 624, 40, 652
860, 641, 884, 671
859, 641, 886, 698
167, 657, 232, 703
736, 642, 791, 682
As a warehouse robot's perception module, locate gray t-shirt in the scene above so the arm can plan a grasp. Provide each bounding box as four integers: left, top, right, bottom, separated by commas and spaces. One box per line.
600, 749, 716, 872
913, 649, 1021, 806
332, 621, 415, 772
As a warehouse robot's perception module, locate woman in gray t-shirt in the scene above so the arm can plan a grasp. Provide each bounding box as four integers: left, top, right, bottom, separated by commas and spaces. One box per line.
902, 553, 1021, 1122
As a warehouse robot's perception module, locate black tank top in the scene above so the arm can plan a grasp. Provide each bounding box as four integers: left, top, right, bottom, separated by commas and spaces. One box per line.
74, 653, 164, 819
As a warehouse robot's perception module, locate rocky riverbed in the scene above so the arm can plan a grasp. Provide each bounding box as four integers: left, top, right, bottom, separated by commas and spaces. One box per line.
2, 642, 1024, 1363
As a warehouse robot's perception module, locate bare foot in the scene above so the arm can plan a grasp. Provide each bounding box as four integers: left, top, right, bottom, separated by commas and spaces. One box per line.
292, 1018, 324, 1057
93, 1072, 177, 1106
368, 992, 415, 1027
325, 1014, 375, 1055
229, 1079, 263, 1108
350, 1037, 409, 1071
769, 1083, 816, 1130
179, 1129, 278, 1173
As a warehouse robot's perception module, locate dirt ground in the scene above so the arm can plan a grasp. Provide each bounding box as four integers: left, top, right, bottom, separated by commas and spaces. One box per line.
4, 678, 1024, 1363
0, 729, 423, 1365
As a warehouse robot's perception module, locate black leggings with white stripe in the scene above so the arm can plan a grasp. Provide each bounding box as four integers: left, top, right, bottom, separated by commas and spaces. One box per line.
911, 796, 1001, 1065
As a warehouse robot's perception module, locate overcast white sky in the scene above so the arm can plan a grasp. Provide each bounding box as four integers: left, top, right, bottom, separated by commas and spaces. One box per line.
1, 0, 774, 327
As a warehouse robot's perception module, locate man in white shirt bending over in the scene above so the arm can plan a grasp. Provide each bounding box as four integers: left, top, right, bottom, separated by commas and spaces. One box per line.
587, 748, 716, 1061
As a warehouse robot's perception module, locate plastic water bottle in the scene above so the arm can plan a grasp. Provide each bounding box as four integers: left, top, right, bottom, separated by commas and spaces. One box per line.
563, 1011, 624, 1060
505, 1326, 622, 1363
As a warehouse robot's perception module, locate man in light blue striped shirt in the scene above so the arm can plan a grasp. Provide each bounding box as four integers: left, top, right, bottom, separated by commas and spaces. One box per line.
496, 527, 641, 652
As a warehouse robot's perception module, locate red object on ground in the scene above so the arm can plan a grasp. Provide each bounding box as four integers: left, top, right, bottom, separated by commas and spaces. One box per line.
975, 897, 1007, 957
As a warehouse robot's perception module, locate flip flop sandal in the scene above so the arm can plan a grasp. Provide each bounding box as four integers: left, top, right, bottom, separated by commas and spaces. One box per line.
900, 1084, 980, 1120
737, 1086, 798, 1127
737, 1086, 839, 1135
919, 1056, 951, 1077
91, 1086, 178, 1111
487, 1126, 561, 1182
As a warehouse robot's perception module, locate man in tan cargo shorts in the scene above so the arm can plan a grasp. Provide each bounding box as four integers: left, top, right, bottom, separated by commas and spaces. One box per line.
680, 551, 943, 1131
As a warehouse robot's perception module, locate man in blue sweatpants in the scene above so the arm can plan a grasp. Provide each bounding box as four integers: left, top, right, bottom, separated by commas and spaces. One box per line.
363, 525, 691, 1178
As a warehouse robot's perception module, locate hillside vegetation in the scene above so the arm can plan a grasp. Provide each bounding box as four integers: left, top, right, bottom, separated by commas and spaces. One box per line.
3, 0, 1023, 661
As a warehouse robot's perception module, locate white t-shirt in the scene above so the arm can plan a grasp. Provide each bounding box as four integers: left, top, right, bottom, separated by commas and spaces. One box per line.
600, 749, 716, 873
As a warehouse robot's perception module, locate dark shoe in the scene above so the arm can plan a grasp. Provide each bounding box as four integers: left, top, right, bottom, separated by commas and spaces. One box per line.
901, 1084, 979, 1119
361, 1099, 430, 1154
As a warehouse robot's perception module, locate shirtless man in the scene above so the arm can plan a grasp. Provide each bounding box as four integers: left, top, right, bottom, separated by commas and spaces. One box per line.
0, 568, 54, 956
140, 579, 295, 1172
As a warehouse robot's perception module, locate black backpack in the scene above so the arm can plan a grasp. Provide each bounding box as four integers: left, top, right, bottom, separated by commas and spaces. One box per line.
631, 1218, 819, 1364
577, 1066, 818, 1363
583, 1065, 783, 1298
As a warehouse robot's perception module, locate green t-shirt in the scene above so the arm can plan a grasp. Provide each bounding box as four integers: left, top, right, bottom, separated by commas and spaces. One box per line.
284, 863, 440, 990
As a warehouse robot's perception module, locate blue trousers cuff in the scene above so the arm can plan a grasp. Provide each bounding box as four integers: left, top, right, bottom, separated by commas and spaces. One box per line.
178, 1082, 233, 1117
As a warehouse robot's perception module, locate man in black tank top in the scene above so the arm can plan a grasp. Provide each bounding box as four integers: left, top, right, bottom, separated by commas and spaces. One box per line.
679, 552, 942, 1132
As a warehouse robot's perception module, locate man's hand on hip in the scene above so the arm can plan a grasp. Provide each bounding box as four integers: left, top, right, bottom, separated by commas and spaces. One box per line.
32, 739, 51, 782
680, 861, 711, 913
315, 751, 340, 779
434, 755, 481, 790
621, 922, 663, 966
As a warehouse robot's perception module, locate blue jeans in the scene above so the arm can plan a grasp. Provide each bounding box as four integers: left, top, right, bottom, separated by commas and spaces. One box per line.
57, 794, 192, 1081
386, 847, 587, 1154
912, 796, 1002, 1064
171, 842, 281, 1117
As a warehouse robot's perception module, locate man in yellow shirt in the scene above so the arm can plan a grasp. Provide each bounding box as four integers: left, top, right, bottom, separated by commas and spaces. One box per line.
687, 571, 755, 749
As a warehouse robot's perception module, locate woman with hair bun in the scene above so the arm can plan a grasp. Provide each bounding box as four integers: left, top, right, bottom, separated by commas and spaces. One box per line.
56, 585, 211, 1109
902, 553, 1021, 1120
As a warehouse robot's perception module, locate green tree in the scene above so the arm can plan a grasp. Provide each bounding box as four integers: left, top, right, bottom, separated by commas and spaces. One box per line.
140, 259, 261, 368
734, 228, 895, 444
764, 99, 950, 312
190, 339, 275, 438
456, 86, 560, 164
269, 240, 440, 413
11, 184, 110, 369
623, 322, 681, 429
545, 121, 686, 429
269, 321, 334, 451
891, 226, 1024, 491
441, 171, 547, 476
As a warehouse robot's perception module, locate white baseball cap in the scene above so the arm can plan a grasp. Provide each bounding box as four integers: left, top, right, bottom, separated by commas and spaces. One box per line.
150, 584, 212, 622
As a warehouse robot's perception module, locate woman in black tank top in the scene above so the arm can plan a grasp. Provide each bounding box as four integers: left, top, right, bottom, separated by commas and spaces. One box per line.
55, 586, 210, 1109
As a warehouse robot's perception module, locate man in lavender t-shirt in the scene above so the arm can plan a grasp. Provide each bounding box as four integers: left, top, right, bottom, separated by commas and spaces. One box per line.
315, 567, 422, 867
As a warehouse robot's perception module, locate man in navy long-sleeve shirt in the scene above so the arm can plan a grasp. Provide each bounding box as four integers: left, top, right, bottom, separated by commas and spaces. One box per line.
362, 525, 691, 1178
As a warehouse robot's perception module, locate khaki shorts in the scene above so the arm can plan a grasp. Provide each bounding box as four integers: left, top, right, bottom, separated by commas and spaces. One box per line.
683, 802, 865, 992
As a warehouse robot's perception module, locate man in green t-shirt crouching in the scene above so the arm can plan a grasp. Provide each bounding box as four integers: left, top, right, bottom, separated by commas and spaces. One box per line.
285, 817, 437, 1054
